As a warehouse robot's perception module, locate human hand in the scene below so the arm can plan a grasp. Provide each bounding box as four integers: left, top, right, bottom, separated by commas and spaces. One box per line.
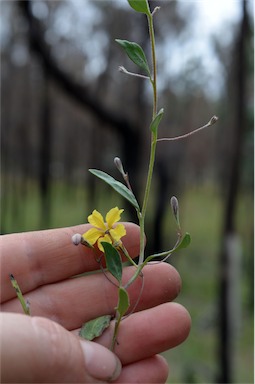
0, 223, 191, 383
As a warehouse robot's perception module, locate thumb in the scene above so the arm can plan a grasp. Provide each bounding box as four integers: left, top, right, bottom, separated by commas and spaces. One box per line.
1, 313, 121, 383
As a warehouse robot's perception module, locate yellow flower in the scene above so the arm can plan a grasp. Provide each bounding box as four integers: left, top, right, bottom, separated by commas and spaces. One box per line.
82, 207, 126, 252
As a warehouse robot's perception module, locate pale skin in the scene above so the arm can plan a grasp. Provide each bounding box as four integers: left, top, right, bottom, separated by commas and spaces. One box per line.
0, 223, 191, 383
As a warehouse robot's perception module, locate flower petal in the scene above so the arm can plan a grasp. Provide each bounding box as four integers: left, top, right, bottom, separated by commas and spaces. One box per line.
106, 207, 124, 228
82, 228, 103, 245
98, 234, 112, 252
110, 224, 126, 242
88, 210, 106, 230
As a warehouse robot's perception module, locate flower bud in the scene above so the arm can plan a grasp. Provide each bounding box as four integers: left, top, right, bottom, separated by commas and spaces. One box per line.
170, 196, 178, 216
118, 65, 128, 74
114, 157, 125, 176
72, 233, 82, 246
170, 196, 180, 228
209, 115, 218, 125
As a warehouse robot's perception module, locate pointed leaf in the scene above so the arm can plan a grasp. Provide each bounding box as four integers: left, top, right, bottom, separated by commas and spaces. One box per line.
128, 0, 150, 15
101, 242, 123, 284
79, 315, 111, 341
150, 108, 164, 134
89, 169, 140, 211
116, 287, 130, 317
115, 39, 151, 77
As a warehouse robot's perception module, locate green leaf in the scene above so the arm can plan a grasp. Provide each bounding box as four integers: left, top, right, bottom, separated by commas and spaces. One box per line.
150, 108, 164, 134
174, 232, 191, 252
89, 169, 140, 211
128, 0, 150, 15
116, 287, 130, 317
143, 232, 191, 264
79, 315, 111, 341
115, 39, 151, 77
101, 242, 123, 284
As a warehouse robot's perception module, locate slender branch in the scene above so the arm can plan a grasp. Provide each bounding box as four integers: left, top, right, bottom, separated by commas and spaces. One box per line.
122, 273, 144, 320
99, 263, 119, 288
118, 66, 150, 80
157, 116, 218, 142
119, 244, 138, 267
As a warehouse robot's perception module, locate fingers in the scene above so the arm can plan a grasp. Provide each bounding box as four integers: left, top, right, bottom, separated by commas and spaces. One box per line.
2, 263, 181, 330
1, 222, 140, 302
0, 312, 122, 383
1, 313, 171, 383
94, 302, 191, 365
114, 355, 169, 383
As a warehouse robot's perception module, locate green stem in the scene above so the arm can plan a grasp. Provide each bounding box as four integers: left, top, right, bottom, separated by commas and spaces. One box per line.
10, 274, 30, 315
110, 314, 121, 352
125, 256, 148, 289
120, 244, 138, 267
138, 12, 158, 265
126, 248, 174, 289
128, 229, 183, 289
148, 13, 157, 116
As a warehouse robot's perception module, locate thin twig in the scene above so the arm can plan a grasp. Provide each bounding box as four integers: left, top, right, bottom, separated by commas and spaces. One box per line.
123, 173, 134, 193
118, 66, 150, 80
99, 261, 119, 288
152, 6, 160, 16
157, 115, 218, 142
122, 272, 144, 320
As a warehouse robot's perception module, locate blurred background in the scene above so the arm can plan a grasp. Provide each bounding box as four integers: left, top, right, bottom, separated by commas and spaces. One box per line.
1, 0, 254, 382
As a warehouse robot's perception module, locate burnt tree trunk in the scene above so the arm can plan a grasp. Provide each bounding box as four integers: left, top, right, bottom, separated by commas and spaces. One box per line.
19, 1, 141, 223
39, 66, 51, 228
218, 2, 250, 382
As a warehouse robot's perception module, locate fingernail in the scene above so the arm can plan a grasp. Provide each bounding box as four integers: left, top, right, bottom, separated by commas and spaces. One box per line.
80, 340, 122, 382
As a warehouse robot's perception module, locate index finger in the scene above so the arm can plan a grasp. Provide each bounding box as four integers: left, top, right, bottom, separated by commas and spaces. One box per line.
0, 223, 140, 303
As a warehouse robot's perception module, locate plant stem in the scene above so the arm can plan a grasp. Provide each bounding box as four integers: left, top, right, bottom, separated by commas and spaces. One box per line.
10, 274, 30, 315
138, 136, 157, 266
138, 12, 158, 265
157, 115, 218, 142
110, 314, 121, 352
120, 244, 139, 267
148, 13, 157, 117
